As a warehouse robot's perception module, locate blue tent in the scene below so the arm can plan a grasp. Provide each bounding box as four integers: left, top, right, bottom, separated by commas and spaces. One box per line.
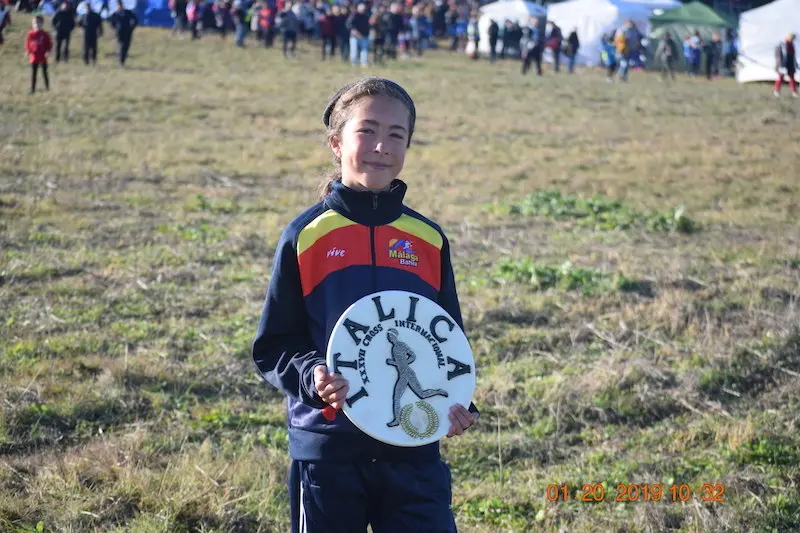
68, 0, 172, 26
136, 0, 173, 27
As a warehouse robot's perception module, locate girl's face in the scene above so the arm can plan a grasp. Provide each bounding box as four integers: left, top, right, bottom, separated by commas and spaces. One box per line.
331, 95, 410, 192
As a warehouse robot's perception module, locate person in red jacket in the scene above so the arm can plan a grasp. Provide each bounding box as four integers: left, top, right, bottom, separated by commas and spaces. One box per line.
319, 5, 336, 60
26, 16, 52, 94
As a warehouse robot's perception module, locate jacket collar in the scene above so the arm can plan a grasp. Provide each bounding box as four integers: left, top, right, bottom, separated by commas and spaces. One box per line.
325, 179, 407, 226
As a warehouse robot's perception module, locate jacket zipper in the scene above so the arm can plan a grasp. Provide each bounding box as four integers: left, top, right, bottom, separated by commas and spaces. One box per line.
370, 193, 378, 292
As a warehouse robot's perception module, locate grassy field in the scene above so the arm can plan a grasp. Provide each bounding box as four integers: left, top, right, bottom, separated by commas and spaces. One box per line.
1, 19, 800, 533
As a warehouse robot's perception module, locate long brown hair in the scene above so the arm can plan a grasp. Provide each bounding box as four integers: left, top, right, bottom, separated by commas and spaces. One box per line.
318, 77, 416, 199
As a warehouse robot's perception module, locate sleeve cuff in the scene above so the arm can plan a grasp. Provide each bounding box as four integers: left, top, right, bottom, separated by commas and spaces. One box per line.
300, 355, 328, 409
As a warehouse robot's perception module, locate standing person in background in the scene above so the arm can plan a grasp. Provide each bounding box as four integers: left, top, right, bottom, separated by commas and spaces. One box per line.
520, 16, 541, 76
384, 2, 403, 60
774, 32, 798, 98
303, 0, 314, 43
705, 32, 721, 79
78, 0, 102, 65
319, 5, 336, 60
487, 18, 498, 63
277, 1, 298, 58
614, 26, 629, 81
446, 4, 456, 51
0, 1, 11, 47
250, 1, 262, 43
499, 19, 511, 58
186, 0, 202, 39
26, 15, 52, 94
52, 1, 75, 62
347, 2, 369, 67
336, 4, 350, 62
212, 0, 227, 39
601, 33, 617, 82
682, 35, 691, 74
433, 0, 446, 38
408, 5, 429, 57
260, 1, 275, 47
624, 20, 642, 67
688, 31, 702, 76
110, 0, 137, 66
397, 7, 411, 60
565, 27, 579, 73
231, 0, 247, 47
369, 5, 386, 65
170, 0, 188, 36
312, 0, 324, 40
655, 31, 678, 82
293, 0, 311, 43
545, 21, 562, 72
722, 28, 734, 76
466, 9, 479, 60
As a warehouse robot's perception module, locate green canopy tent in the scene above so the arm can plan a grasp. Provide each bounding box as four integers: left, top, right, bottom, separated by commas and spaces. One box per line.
647, 2, 735, 71
649, 1, 735, 42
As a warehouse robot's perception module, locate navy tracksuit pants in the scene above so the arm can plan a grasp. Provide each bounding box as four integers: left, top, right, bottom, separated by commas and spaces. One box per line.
290, 459, 457, 533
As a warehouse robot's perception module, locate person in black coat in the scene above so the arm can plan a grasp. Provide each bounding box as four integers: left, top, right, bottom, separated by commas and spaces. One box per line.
487, 18, 498, 63
384, 2, 403, 59
78, 1, 102, 65
52, 1, 75, 62
110, 1, 138, 66
565, 27, 579, 73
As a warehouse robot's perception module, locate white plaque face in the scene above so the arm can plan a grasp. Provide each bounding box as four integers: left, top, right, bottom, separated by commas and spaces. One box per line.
326, 291, 476, 447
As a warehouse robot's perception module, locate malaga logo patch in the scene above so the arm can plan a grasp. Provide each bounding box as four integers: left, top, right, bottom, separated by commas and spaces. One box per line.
387, 239, 419, 267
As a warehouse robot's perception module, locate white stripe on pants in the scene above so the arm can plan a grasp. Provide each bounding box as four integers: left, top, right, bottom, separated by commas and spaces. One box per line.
299, 481, 307, 533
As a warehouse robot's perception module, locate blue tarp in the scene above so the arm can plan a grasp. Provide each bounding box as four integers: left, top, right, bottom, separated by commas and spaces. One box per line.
59, 0, 172, 27
137, 0, 173, 27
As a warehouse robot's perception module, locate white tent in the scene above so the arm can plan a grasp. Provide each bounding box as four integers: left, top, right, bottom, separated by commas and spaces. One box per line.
546, 0, 680, 66
478, 0, 547, 57
737, 0, 800, 83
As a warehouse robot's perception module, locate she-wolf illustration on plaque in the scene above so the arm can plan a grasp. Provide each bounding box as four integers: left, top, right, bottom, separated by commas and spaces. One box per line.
325, 290, 476, 447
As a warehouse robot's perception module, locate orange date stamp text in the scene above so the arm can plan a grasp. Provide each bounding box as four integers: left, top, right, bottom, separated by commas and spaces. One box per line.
546, 483, 726, 503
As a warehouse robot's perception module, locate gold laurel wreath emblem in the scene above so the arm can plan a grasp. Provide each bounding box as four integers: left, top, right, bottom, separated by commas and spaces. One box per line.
399, 401, 439, 439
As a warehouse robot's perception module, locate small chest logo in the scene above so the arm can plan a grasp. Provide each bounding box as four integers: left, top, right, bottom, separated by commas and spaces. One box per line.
387, 239, 419, 267
327, 247, 345, 258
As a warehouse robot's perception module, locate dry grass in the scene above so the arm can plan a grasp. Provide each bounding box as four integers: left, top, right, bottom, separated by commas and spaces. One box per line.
2, 19, 800, 533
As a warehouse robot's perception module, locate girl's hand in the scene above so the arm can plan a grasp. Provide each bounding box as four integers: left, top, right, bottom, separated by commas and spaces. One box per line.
446, 403, 478, 437
314, 364, 349, 410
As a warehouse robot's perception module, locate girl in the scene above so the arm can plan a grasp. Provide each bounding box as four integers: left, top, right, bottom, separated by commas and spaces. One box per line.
252, 77, 479, 533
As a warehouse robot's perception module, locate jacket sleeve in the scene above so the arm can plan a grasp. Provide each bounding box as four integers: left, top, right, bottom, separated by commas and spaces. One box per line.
252, 228, 327, 408
438, 234, 480, 418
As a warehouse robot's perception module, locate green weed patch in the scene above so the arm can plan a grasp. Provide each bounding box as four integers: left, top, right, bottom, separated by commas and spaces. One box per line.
495, 259, 612, 294
498, 189, 697, 233
493, 259, 643, 296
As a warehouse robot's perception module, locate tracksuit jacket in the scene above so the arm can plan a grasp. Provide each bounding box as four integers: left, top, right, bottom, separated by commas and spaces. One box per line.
253, 179, 477, 462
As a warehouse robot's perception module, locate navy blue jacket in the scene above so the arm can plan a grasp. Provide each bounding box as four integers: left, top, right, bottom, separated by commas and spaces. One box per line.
253, 179, 476, 462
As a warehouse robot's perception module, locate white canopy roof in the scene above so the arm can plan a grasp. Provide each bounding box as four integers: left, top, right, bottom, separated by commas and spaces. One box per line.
477, 0, 547, 56
737, 0, 800, 83
546, 0, 680, 66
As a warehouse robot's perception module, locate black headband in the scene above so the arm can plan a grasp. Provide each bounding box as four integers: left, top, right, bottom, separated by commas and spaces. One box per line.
322, 77, 416, 134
